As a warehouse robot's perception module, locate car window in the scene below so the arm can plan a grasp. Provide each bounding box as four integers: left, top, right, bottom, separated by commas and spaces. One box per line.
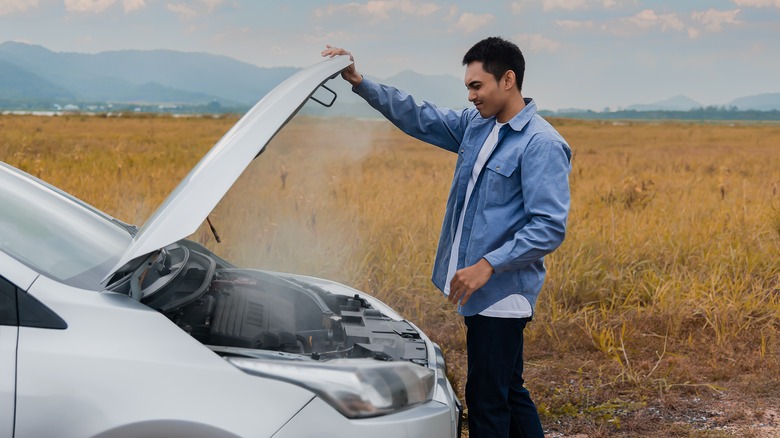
0, 168, 132, 290
0, 277, 16, 326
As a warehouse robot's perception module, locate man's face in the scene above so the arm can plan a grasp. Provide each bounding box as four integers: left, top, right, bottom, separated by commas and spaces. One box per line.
464, 61, 508, 119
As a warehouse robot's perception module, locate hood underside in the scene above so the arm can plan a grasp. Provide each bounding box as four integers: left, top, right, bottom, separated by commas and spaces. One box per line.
105, 56, 353, 281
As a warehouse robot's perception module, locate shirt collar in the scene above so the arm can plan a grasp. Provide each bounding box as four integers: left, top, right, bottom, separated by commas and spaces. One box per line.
505, 98, 536, 132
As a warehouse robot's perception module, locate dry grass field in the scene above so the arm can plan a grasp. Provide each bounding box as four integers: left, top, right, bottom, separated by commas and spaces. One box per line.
2, 112, 779, 437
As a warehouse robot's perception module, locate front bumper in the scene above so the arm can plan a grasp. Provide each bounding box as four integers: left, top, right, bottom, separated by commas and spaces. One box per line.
272, 342, 462, 438
271, 397, 458, 438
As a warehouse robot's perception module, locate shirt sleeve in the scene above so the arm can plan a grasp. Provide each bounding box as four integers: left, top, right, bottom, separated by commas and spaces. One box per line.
483, 140, 572, 273
353, 78, 473, 153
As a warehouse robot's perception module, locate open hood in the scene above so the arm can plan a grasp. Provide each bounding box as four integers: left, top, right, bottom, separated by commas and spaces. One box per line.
105, 55, 353, 280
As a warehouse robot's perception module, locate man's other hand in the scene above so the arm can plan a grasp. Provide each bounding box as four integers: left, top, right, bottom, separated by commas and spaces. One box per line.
448, 258, 494, 306
321, 45, 362, 87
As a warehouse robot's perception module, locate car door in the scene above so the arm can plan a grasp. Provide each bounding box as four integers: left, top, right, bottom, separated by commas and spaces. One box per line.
0, 252, 42, 438
0, 275, 19, 438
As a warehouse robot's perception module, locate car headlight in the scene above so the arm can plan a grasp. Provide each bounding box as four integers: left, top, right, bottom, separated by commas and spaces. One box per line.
228, 357, 435, 419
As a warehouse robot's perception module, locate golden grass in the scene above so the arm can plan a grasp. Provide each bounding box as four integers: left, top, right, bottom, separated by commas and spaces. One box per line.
2, 113, 779, 436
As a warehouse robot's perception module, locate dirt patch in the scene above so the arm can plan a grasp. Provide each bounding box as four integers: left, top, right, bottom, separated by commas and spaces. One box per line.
544, 393, 780, 437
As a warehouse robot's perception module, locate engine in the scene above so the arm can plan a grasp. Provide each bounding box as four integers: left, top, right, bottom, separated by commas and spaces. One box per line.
122, 243, 428, 365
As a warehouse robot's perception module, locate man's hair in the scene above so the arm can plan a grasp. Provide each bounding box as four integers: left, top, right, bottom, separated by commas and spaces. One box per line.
462, 37, 525, 91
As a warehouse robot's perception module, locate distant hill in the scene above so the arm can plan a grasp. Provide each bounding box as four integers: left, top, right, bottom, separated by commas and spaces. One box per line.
0, 41, 297, 106
625, 95, 702, 111
0, 59, 72, 101
0, 41, 467, 113
727, 93, 780, 111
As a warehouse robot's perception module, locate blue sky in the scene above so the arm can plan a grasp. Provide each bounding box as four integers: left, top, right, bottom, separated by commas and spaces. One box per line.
1, 0, 778, 110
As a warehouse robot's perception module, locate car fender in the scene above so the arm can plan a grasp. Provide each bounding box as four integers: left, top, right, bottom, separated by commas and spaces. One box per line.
14, 275, 315, 438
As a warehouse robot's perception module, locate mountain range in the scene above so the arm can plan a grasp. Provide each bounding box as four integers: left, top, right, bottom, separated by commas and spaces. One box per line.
0, 41, 466, 115
625, 95, 703, 111
1, 41, 779, 113
621, 94, 780, 112
0, 41, 297, 107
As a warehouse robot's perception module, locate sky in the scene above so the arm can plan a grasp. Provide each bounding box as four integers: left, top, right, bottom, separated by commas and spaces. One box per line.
0, 0, 779, 110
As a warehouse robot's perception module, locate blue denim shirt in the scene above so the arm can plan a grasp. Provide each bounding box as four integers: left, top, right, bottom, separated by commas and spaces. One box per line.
354, 78, 572, 316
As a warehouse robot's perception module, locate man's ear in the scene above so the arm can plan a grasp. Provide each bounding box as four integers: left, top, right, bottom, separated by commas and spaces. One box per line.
503, 70, 517, 91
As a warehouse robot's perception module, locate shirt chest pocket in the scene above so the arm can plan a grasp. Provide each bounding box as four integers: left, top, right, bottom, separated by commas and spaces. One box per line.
484, 158, 519, 204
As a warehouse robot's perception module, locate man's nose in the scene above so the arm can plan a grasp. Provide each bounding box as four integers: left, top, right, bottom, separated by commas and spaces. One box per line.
467, 90, 476, 102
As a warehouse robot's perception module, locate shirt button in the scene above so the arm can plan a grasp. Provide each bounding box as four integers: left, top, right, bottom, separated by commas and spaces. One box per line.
460, 149, 464, 154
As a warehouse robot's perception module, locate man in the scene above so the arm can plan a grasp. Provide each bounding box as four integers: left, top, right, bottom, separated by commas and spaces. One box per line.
323, 37, 571, 438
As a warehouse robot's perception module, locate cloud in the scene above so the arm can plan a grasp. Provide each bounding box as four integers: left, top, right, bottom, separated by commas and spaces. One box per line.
0, 0, 38, 15
599, 0, 633, 7
121, 0, 144, 12
444, 4, 458, 21
512, 0, 627, 13
732, 0, 780, 7
512, 33, 561, 52
625, 9, 685, 31
167, 0, 224, 19
453, 12, 494, 34
555, 19, 594, 30
599, 9, 683, 35
200, 0, 224, 11
63, 0, 144, 13
593, 7, 741, 38
543, 0, 587, 11
214, 26, 251, 43
398, 0, 439, 15
691, 9, 743, 32
167, 2, 198, 19
315, 0, 441, 21
64, 0, 115, 13
300, 30, 354, 44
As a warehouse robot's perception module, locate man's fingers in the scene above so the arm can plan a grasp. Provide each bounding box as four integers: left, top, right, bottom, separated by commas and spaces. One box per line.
447, 285, 460, 304
447, 276, 469, 304
447, 287, 474, 306
449, 276, 464, 304
322, 45, 349, 58
448, 262, 493, 307
447, 260, 494, 307
321, 45, 336, 57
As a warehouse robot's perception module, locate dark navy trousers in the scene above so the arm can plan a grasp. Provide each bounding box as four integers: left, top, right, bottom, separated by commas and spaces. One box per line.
464, 314, 544, 438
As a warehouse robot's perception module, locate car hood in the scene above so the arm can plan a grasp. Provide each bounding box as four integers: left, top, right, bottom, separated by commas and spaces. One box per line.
105, 55, 352, 281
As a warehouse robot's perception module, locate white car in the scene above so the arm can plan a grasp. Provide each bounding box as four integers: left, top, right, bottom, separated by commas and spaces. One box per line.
0, 55, 461, 438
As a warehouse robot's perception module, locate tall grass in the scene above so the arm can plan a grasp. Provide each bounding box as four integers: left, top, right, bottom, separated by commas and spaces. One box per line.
2, 113, 779, 436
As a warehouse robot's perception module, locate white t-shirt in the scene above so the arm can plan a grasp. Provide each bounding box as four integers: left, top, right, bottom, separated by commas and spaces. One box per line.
443, 121, 532, 318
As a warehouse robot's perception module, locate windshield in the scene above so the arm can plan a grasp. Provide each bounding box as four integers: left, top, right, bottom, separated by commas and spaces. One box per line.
0, 164, 132, 289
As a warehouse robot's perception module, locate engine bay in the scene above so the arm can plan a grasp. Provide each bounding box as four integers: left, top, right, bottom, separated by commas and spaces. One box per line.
109, 241, 428, 366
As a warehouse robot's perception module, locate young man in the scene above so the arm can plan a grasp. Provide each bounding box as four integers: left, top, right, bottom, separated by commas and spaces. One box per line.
323, 37, 571, 438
